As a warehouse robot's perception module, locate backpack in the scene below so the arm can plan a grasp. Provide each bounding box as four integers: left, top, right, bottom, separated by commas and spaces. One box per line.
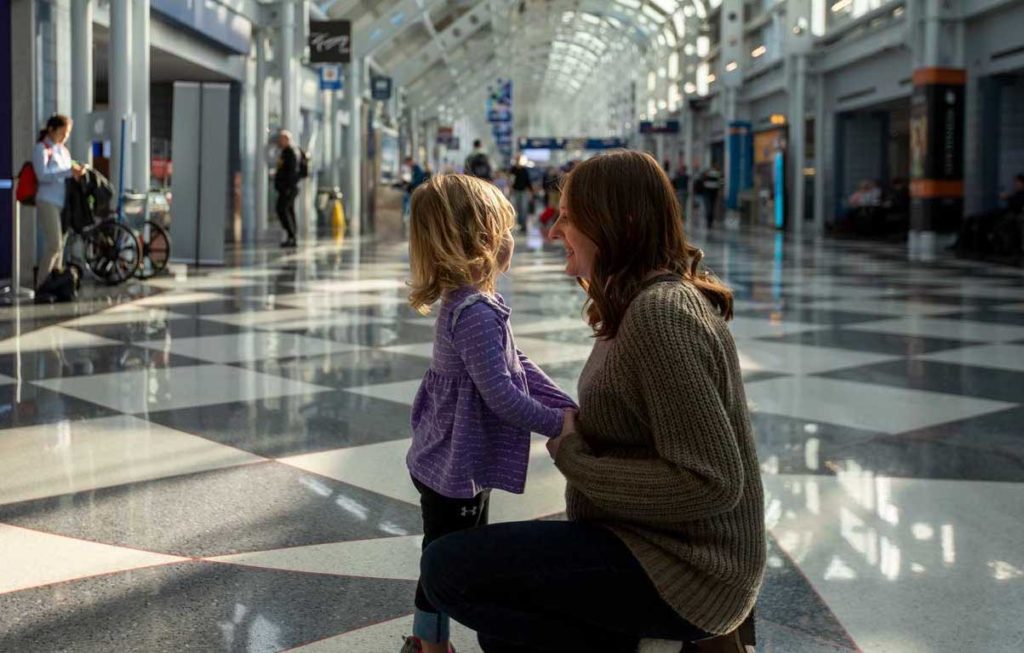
35, 267, 80, 304
297, 148, 310, 179
467, 152, 492, 179
15, 161, 38, 205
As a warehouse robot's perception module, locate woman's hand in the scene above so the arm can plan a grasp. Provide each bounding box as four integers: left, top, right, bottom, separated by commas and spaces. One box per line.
547, 410, 578, 459
71, 163, 85, 180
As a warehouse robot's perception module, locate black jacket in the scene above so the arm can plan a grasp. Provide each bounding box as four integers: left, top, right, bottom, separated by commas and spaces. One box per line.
63, 168, 114, 234
275, 146, 300, 192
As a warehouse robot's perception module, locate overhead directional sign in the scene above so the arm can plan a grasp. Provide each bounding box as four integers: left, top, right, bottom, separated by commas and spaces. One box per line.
517, 137, 628, 150
319, 65, 343, 91
309, 20, 351, 64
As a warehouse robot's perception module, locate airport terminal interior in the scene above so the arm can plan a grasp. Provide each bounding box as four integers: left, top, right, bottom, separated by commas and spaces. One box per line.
1, 0, 1024, 652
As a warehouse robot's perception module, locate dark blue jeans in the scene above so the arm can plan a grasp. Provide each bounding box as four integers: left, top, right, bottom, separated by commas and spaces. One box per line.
420, 520, 711, 653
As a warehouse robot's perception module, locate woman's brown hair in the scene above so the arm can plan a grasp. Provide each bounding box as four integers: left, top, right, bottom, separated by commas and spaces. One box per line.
561, 150, 733, 339
407, 174, 516, 314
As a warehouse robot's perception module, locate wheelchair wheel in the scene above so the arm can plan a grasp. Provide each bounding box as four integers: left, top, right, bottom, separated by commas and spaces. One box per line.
135, 220, 171, 279
85, 221, 141, 285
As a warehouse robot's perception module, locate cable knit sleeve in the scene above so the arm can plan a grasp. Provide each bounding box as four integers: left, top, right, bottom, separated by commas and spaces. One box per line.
452, 302, 565, 437
555, 289, 745, 525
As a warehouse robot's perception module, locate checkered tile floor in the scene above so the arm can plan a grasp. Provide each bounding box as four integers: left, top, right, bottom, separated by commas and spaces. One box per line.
1, 227, 1023, 652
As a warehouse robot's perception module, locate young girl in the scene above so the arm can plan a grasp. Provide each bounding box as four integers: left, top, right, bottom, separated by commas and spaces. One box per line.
403, 175, 577, 653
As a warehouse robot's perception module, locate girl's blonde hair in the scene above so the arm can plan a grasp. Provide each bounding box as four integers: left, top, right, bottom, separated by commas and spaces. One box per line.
408, 174, 516, 314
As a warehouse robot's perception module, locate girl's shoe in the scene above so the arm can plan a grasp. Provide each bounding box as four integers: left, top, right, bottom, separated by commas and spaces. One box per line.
400, 636, 457, 653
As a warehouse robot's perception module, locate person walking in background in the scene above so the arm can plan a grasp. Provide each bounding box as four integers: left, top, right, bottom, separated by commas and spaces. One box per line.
464, 140, 493, 181
274, 130, 300, 248
673, 164, 690, 216
509, 154, 534, 232
33, 114, 84, 285
403, 156, 428, 218
698, 166, 722, 228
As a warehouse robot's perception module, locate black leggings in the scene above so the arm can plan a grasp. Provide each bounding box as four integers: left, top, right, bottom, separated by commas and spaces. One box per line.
413, 476, 491, 642
420, 520, 712, 653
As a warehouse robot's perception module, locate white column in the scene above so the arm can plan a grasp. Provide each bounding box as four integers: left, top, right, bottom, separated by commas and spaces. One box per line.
813, 72, 827, 235
70, 0, 93, 165
280, 0, 297, 134
344, 59, 362, 237
132, 0, 150, 194
109, 0, 132, 194
254, 30, 269, 240
789, 54, 808, 236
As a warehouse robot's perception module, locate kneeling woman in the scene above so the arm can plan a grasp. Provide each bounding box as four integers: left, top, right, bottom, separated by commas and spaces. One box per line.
419, 150, 764, 653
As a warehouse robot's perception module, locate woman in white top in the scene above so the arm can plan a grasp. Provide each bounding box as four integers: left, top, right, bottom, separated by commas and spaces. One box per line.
32, 114, 84, 281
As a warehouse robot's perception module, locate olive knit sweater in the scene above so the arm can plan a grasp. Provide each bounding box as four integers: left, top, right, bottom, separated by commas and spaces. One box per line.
554, 279, 766, 636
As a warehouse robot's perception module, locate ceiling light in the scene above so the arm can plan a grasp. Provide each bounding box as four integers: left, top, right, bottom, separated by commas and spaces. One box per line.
751, 45, 767, 58
725, 61, 738, 72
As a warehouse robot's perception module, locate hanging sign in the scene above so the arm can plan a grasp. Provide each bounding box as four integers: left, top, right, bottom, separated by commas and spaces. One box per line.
319, 65, 343, 91
516, 137, 628, 151
309, 20, 351, 64
371, 76, 393, 100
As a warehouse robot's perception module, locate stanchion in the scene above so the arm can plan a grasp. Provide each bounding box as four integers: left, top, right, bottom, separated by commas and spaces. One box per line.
1, 179, 34, 302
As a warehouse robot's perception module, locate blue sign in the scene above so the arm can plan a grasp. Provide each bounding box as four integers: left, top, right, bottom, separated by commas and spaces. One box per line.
371, 76, 392, 100
319, 65, 343, 91
491, 123, 513, 137
487, 80, 513, 123
727, 121, 753, 211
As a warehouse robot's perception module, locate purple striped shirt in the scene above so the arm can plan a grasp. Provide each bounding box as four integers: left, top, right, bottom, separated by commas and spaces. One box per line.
407, 287, 578, 499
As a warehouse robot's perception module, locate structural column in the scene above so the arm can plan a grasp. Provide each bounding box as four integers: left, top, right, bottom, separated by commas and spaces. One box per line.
254, 29, 269, 239
720, 0, 746, 222
280, 0, 298, 135
132, 0, 150, 194
789, 54, 808, 235
109, 0, 132, 194
909, 0, 966, 261
344, 59, 362, 237
813, 72, 828, 235
70, 0, 93, 165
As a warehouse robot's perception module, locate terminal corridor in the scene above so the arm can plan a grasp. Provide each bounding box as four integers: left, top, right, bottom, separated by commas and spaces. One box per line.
0, 229, 1022, 652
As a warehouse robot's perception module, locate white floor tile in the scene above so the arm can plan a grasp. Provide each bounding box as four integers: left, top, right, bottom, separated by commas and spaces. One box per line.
272, 292, 408, 311
514, 337, 594, 365
918, 344, 1024, 373
200, 308, 336, 327
60, 307, 180, 327
844, 317, 1024, 344
727, 317, 826, 339
136, 332, 360, 363
279, 439, 419, 505
379, 342, 436, 359
744, 376, 1014, 433
280, 435, 566, 523
112, 292, 228, 308
0, 523, 185, 594
209, 535, 423, 581
345, 379, 422, 406
801, 299, 960, 317
0, 326, 121, 355
145, 277, 261, 290
735, 340, 897, 375
33, 364, 332, 414
764, 474, 1024, 653
0, 415, 262, 505
305, 279, 410, 293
